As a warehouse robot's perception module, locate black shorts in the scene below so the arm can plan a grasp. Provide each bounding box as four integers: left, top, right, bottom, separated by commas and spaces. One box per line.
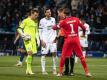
57, 36, 65, 51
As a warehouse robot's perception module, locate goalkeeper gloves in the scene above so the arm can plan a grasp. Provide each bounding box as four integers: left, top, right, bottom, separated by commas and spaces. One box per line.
21, 33, 31, 41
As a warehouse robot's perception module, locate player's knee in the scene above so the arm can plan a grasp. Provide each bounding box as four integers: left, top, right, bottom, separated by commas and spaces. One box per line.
41, 55, 46, 61
52, 52, 57, 57
27, 51, 33, 55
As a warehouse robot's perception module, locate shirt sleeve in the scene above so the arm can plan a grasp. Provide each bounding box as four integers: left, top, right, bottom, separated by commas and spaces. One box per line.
35, 22, 40, 41
17, 20, 26, 35
85, 24, 90, 35
39, 19, 43, 40
78, 20, 86, 35
58, 20, 65, 28
53, 18, 56, 25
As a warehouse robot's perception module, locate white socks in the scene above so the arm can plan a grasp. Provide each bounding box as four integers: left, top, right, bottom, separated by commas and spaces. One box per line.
75, 56, 78, 63
52, 56, 57, 70
83, 51, 86, 58
41, 56, 46, 72
41, 55, 57, 73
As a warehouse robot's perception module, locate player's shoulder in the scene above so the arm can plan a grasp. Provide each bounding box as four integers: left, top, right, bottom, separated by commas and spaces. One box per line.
71, 17, 79, 20
50, 17, 55, 20
84, 23, 89, 27
40, 18, 46, 22
22, 17, 29, 23
64, 17, 78, 21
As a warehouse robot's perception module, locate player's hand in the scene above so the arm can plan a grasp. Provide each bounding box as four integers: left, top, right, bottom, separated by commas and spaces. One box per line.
41, 40, 46, 48
21, 33, 26, 38
21, 34, 31, 41
14, 40, 17, 45
52, 25, 58, 30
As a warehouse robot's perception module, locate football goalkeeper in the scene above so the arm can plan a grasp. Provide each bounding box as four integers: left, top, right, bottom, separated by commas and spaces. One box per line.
17, 8, 40, 75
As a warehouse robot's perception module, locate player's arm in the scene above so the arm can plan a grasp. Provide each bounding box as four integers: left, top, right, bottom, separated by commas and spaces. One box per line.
17, 20, 26, 37
52, 20, 65, 30
17, 20, 30, 41
39, 19, 43, 40
52, 18, 57, 43
86, 24, 90, 35
39, 19, 46, 48
35, 21, 40, 47
14, 33, 20, 44
78, 20, 86, 36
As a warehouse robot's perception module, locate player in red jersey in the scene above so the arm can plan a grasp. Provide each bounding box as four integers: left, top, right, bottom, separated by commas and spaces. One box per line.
57, 12, 75, 76
53, 8, 92, 77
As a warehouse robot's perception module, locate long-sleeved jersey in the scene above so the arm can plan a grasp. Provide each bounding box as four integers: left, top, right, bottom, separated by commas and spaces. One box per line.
39, 17, 57, 43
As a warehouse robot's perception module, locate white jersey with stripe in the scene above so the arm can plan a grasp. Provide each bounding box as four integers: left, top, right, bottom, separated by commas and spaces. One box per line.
79, 23, 90, 40
79, 23, 90, 47
39, 17, 57, 43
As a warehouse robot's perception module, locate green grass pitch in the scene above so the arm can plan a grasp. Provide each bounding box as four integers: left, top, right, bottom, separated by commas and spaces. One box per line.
0, 56, 107, 80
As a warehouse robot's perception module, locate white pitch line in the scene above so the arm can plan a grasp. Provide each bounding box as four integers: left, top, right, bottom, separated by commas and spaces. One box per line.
32, 65, 107, 67
0, 65, 107, 68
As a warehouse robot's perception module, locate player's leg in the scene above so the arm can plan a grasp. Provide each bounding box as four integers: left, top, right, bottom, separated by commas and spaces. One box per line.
41, 54, 48, 74
20, 52, 24, 62
50, 43, 57, 75
70, 54, 75, 76
74, 39, 91, 77
16, 51, 24, 66
52, 52, 57, 75
63, 58, 69, 75
17, 48, 26, 66
57, 39, 73, 76
16, 51, 23, 66
64, 53, 75, 76
16, 38, 25, 66
75, 56, 78, 63
57, 53, 66, 76
26, 51, 34, 74
41, 43, 49, 75
81, 39, 88, 58
25, 40, 36, 75
83, 48, 86, 58
57, 36, 65, 51
57, 36, 70, 75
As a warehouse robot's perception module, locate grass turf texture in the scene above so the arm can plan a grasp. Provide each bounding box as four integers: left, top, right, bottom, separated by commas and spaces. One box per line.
0, 56, 107, 80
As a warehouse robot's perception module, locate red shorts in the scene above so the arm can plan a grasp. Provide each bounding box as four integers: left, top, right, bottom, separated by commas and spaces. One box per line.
61, 37, 83, 58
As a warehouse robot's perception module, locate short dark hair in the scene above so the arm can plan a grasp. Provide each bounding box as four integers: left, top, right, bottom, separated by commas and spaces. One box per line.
63, 8, 71, 16
57, 7, 64, 12
58, 7, 71, 16
44, 7, 51, 13
30, 8, 39, 15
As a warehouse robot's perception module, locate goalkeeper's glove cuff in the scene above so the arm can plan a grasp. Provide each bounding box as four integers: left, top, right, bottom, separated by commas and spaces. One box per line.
21, 33, 31, 41
21, 33, 26, 38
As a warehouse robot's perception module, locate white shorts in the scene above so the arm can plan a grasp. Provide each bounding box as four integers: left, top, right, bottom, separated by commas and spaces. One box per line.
41, 43, 57, 55
80, 39, 88, 47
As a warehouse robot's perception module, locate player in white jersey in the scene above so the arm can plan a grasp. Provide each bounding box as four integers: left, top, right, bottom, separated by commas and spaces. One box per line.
75, 18, 90, 63
39, 8, 57, 75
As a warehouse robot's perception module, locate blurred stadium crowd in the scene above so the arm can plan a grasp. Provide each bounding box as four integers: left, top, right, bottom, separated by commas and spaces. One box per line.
0, 0, 107, 56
